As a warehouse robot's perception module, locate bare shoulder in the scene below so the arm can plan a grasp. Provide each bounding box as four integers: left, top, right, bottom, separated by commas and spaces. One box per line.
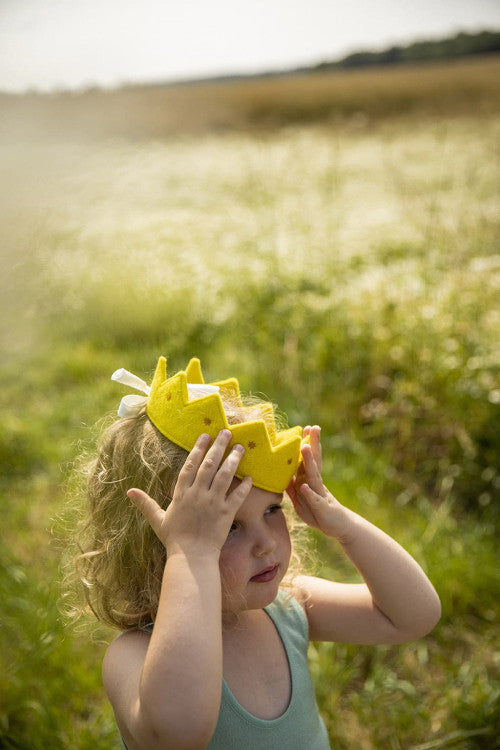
103, 629, 151, 673
102, 630, 151, 705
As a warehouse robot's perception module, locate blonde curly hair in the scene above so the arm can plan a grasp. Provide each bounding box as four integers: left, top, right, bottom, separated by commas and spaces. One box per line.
69, 398, 307, 632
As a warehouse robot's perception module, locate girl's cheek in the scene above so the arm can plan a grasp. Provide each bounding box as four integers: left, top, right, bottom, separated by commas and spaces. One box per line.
276, 515, 292, 545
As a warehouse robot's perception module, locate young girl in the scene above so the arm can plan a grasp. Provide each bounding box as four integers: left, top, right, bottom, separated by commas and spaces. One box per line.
75, 356, 441, 750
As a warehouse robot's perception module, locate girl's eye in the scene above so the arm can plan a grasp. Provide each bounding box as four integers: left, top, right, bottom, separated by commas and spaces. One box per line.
266, 504, 283, 516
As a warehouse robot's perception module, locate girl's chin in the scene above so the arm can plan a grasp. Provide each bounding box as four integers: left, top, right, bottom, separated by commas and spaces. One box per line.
222, 582, 282, 617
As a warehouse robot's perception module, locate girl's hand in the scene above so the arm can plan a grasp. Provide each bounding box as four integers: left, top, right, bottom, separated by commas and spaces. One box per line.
127, 430, 252, 557
287, 425, 353, 541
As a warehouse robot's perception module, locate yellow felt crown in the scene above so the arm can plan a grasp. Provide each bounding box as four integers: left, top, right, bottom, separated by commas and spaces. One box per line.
145, 357, 303, 494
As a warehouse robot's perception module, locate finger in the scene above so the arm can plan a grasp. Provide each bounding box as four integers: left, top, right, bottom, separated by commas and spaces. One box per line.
176, 433, 212, 489
196, 429, 233, 487
300, 444, 324, 494
290, 494, 310, 526
210, 444, 245, 496
127, 488, 165, 536
225, 475, 253, 511
309, 425, 323, 472
299, 483, 322, 507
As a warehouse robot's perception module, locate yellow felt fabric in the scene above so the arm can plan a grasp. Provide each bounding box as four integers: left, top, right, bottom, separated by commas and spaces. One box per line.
146, 357, 302, 494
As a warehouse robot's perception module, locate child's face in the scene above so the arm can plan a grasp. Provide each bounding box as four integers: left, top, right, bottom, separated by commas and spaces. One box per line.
219, 483, 291, 616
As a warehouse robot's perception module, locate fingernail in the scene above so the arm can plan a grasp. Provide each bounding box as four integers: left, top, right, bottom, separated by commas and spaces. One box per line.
233, 444, 244, 454
220, 429, 232, 439
199, 433, 211, 443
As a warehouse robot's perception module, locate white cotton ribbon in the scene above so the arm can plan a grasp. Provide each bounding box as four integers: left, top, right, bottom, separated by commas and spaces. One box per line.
116, 393, 149, 418
111, 368, 150, 394
111, 368, 220, 419
111, 368, 150, 418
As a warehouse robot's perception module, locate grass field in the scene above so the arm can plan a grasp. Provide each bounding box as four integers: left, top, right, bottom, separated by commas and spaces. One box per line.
1, 54, 499, 140
1, 58, 499, 749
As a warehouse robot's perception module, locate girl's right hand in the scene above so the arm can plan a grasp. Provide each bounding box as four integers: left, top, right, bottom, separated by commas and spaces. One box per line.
127, 430, 253, 557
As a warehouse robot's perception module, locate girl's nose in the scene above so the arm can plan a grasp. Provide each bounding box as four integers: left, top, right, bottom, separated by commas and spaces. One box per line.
252, 525, 277, 557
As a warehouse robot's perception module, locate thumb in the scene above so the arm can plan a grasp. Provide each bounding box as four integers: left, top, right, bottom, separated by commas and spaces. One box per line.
286, 477, 297, 503
127, 488, 166, 537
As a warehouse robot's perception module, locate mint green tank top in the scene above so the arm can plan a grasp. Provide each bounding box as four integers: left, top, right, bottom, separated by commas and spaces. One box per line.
205, 593, 331, 749
120, 593, 330, 749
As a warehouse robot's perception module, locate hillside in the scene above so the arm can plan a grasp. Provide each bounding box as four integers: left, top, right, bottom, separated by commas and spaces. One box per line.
312, 29, 500, 71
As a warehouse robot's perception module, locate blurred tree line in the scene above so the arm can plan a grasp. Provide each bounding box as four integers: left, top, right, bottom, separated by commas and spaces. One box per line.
314, 30, 500, 71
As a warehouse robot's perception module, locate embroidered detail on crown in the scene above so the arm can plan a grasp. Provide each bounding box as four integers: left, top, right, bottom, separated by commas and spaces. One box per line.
146, 357, 302, 494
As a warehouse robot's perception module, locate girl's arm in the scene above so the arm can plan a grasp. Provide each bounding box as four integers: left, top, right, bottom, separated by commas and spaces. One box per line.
288, 426, 441, 645
102, 430, 252, 750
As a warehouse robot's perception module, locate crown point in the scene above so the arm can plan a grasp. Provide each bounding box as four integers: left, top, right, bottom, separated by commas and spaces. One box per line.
186, 358, 204, 384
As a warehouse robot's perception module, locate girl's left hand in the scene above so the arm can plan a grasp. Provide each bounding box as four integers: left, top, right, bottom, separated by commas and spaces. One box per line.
287, 425, 353, 542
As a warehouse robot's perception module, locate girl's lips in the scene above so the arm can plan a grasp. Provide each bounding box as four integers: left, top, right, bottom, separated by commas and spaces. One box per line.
250, 564, 279, 583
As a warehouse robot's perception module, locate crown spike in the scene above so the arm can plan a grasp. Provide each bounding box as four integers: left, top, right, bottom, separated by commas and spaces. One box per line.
151, 356, 168, 389
185, 357, 204, 384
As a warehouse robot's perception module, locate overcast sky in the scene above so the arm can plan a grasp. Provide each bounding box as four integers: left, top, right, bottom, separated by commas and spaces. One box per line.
1, 0, 499, 93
